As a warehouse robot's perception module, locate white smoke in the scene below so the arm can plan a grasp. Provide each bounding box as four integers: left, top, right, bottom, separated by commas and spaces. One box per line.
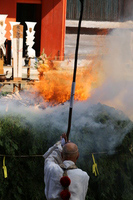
1, 27, 133, 155
0, 92, 132, 156
0, 21, 133, 156
89, 28, 133, 121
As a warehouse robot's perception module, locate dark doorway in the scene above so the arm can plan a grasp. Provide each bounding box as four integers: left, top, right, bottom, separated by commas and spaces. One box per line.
16, 3, 41, 57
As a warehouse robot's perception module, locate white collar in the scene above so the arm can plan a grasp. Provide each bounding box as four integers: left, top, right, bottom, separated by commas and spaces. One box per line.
63, 160, 75, 168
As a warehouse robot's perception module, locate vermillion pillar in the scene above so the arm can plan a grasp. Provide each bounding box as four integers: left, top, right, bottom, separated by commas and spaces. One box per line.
41, 0, 67, 60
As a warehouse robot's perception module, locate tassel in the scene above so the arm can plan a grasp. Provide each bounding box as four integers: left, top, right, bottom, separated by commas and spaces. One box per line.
2, 156, 7, 178
92, 154, 99, 176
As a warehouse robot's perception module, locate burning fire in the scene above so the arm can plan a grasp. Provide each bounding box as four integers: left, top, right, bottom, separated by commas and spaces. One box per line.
33, 57, 104, 105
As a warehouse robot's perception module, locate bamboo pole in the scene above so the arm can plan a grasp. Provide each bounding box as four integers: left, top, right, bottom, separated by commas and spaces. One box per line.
66, 0, 84, 141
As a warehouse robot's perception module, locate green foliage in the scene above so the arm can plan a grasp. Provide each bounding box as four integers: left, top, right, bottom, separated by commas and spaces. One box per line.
0, 91, 12, 97
0, 115, 47, 200
84, 129, 133, 200
0, 113, 133, 200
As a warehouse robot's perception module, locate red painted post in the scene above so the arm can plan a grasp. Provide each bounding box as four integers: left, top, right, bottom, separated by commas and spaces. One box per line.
40, 0, 67, 60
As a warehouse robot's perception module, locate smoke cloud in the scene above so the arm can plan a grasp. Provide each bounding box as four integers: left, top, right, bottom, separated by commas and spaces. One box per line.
0, 19, 133, 157
0, 91, 132, 157
89, 28, 133, 121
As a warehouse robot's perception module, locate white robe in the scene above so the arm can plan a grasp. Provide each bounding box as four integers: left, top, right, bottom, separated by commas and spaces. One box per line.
43, 141, 89, 200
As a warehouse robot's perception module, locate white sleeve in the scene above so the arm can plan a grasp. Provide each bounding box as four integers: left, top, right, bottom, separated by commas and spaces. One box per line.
43, 141, 63, 199
43, 141, 63, 164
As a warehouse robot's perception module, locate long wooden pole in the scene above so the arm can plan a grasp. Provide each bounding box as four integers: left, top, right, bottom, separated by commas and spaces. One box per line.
66, 0, 84, 141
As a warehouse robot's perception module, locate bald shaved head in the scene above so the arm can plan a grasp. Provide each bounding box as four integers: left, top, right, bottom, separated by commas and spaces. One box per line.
62, 142, 79, 163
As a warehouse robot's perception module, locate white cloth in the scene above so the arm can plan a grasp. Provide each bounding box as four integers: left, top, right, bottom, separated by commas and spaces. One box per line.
43, 141, 89, 200
0, 44, 6, 55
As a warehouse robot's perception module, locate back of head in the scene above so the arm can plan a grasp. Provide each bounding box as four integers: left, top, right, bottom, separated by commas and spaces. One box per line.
62, 142, 79, 163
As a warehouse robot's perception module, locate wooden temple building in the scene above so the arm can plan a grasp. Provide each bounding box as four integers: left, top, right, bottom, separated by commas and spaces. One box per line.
0, 0, 132, 92
0, 0, 67, 61
0, 0, 132, 63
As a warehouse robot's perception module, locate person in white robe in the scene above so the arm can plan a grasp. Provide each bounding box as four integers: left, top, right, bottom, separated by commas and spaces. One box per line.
43, 133, 89, 200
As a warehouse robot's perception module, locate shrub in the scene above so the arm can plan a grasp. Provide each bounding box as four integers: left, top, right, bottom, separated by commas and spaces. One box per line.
0, 111, 133, 200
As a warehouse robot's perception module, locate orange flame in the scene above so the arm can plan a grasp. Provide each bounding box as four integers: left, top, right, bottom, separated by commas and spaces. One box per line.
33, 58, 104, 105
